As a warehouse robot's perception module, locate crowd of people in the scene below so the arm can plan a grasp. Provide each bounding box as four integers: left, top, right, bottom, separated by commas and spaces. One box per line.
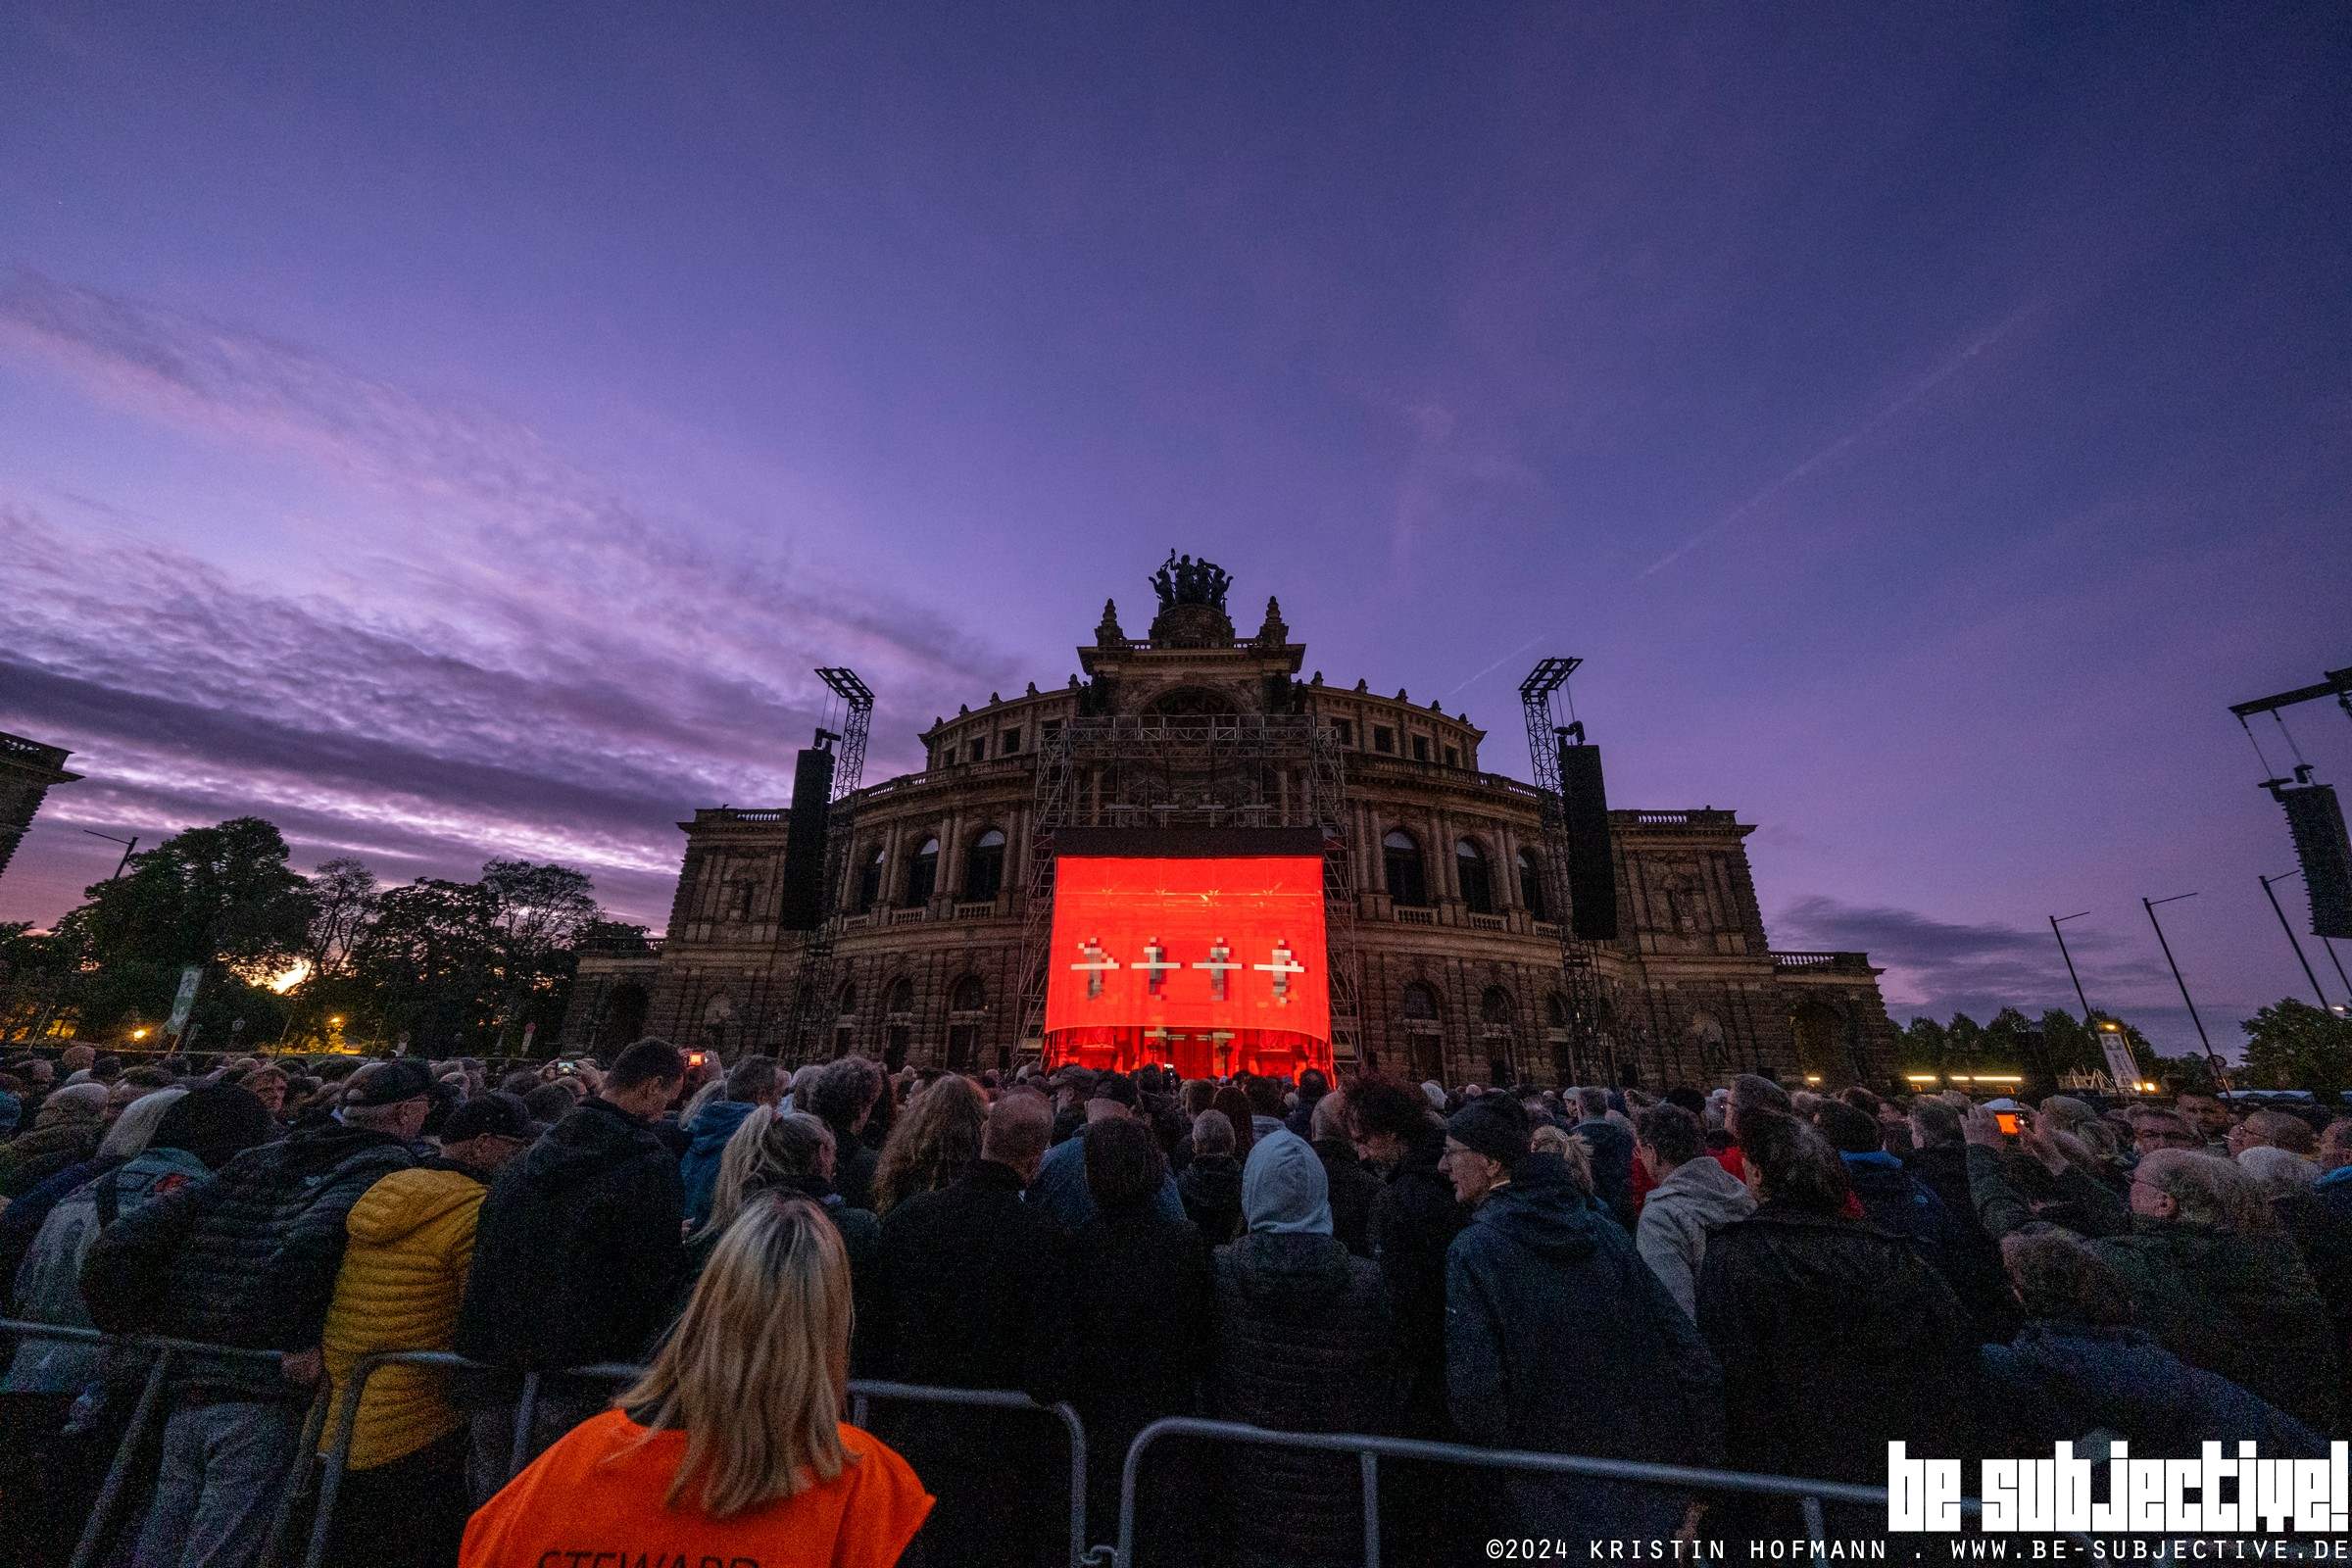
2, 1039, 2349, 1567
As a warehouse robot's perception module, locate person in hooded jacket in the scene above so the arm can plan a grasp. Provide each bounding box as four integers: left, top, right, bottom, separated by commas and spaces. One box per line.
1208, 1129, 1391, 1568
1, 1085, 273, 1568
1445, 1096, 1723, 1543
676, 1054, 784, 1233
1696, 1109, 1979, 1547
453, 1039, 684, 1499
315, 1093, 535, 1568
1633, 1102, 1755, 1319
1980, 1229, 2327, 1458
79, 1063, 432, 1568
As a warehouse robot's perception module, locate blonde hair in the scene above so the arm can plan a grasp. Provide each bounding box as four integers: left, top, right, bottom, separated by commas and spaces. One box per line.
871, 1073, 985, 1213
618, 1195, 855, 1518
708, 1107, 835, 1234
1532, 1124, 1596, 1197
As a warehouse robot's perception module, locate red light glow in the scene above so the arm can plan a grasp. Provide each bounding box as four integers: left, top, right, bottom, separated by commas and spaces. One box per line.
1043, 854, 1331, 1079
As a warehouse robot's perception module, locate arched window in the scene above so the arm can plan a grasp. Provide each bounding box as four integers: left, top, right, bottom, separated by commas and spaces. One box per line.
1401, 981, 1441, 1023
886, 976, 916, 1016
1384, 829, 1429, 907
965, 828, 1005, 902
835, 983, 858, 1017
1456, 838, 1494, 914
951, 975, 986, 1012
1517, 849, 1548, 921
904, 836, 940, 906
1480, 987, 1515, 1027
857, 846, 885, 912
1545, 991, 1570, 1029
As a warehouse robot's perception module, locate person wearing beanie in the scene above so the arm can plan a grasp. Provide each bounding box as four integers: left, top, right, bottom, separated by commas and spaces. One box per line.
1444, 1087, 1724, 1544
1207, 1129, 1390, 1568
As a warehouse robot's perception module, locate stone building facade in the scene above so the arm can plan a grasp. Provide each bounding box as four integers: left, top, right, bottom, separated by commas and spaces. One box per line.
564, 568, 1899, 1090
0, 731, 80, 887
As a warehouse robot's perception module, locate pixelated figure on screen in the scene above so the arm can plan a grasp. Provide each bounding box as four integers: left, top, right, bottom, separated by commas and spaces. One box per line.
1043, 852, 1333, 1079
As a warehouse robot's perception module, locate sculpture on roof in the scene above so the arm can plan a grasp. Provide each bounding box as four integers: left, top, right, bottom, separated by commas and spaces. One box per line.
1150, 550, 1232, 613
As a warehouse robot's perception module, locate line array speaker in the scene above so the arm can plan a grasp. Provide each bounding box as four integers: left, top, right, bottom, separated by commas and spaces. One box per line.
1557, 739, 1619, 942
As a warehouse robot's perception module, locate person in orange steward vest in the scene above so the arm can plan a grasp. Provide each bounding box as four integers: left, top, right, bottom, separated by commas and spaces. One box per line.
460, 1193, 932, 1568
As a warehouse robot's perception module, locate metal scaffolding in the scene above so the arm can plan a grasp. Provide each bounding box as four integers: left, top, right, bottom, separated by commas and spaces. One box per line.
779, 667, 874, 1060
1519, 658, 1616, 1084
1012, 713, 1364, 1066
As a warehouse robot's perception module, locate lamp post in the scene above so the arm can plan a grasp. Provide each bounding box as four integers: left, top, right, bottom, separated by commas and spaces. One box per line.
2143, 893, 2227, 1086
2259, 869, 2332, 1008
2048, 910, 2097, 1024
81, 829, 138, 880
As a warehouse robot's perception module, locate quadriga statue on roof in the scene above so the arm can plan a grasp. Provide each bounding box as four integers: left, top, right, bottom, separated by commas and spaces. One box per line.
1151, 549, 1232, 612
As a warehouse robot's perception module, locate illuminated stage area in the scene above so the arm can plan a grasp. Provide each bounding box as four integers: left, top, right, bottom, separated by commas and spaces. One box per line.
1043, 832, 1333, 1079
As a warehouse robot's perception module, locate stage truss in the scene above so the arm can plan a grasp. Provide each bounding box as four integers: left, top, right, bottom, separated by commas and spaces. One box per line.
1013, 713, 1364, 1067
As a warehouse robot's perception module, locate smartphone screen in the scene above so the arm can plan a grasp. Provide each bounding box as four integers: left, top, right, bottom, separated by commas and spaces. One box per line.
1993, 1111, 2021, 1136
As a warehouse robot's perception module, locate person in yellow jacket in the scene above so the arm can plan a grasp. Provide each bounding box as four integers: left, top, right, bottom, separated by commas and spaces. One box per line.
317, 1093, 536, 1568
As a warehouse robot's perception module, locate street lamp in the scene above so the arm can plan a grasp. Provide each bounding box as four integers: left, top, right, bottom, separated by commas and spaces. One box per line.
2142, 893, 2227, 1086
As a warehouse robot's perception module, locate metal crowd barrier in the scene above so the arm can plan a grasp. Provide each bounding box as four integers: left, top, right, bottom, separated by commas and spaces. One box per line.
0, 1321, 1090, 1568
1108, 1416, 1903, 1568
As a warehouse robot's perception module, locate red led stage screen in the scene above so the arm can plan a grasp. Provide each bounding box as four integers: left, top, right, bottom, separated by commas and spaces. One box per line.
1043, 854, 1331, 1080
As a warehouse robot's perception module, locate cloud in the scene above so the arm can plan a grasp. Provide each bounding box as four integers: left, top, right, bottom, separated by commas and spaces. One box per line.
0, 275, 1031, 924
1772, 894, 2272, 1057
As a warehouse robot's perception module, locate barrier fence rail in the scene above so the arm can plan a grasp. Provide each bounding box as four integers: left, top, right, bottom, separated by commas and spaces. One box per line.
1108, 1416, 1903, 1568
31, 1319, 2224, 1568
2, 1321, 1090, 1568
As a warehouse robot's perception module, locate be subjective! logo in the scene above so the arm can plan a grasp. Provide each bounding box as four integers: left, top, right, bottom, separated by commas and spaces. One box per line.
1888, 1442, 2352, 1535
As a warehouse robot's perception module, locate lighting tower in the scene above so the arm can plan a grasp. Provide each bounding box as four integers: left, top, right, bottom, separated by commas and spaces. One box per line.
1520, 657, 1608, 1083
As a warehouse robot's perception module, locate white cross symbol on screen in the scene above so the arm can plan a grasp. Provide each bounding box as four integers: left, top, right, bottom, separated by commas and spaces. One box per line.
1192, 941, 1238, 1001
1137, 941, 1179, 997
1252, 943, 1304, 1004
1070, 939, 1120, 999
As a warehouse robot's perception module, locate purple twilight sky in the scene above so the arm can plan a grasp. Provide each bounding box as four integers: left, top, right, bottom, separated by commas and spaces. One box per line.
4, 5, 2349, 1055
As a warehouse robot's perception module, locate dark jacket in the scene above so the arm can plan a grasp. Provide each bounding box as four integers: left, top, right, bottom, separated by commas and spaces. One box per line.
822, 1119, 880, 1212
1447, 1153, 1723, 1540
1068, 1203, 1213, 1558
1, 1121, 101, 1200
1573, 1117, 1637, 1229
1901, 1142, 2020, 1341
1177, 1152, 1245, 1245
671, 1176, 881, 1363
868, 1159, 1071, 1568
1210, 1230, 1392, 1568
81, 1123, 421, 1397
1981, 1320, 2328, 1457
1696, 1204, 1979, 1541
677, 1097, 756, 1233
1368, 1123, 1467, 1439
454, 1096, 681, 1376
0, 1153, 121, 1303
1967, 1146, 2340, 1430
1312, 1137, 1382, 1258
